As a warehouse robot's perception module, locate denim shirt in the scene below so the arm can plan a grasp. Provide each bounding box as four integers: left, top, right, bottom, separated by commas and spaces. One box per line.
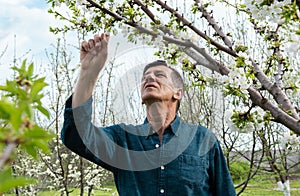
61, 96, 236, 196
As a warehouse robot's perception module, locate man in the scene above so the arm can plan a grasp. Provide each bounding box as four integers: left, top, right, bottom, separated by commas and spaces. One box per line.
61, 33, 236, 195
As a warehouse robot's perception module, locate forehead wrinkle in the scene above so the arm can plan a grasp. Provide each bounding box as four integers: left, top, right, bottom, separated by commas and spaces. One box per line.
143, 67, 169, 76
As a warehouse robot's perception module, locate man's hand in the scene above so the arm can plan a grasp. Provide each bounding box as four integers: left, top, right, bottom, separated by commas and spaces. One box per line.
72, 33, 109, 108
80, 33, 109, 73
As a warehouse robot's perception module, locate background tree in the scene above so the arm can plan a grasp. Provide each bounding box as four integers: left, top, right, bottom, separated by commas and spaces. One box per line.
48, 0, 300, 134
0, 60, 53, 194
39, 34, 113, 195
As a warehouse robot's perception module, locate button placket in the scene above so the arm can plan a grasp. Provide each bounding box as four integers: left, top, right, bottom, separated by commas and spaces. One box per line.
158, 138, 167, 195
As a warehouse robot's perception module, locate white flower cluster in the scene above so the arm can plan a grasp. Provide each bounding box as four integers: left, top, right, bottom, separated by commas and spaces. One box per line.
220, 73, 249, 94
244, 0, 290, 25
76, 0, 86, 6
284, 30, 300, 56
53, 0, 61, 7
152, 34, 165, 50
281, 131, 300, 149
120, 25, 130, 37
219, 51, 254, 94
244, 0, 300, 55
84, 165, 109, 188
225, 106, 266, 133
195, 0, 216, 10
225, 109, 244, 132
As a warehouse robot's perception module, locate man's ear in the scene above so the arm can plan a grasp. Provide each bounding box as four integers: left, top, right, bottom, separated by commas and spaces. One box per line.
173, 88, 183, 100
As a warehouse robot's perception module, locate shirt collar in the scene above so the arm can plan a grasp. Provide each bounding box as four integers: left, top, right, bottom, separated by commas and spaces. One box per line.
144, 115, 180, 139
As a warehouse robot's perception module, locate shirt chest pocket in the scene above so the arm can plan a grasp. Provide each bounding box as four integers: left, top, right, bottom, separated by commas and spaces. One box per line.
179, 154, 209, 188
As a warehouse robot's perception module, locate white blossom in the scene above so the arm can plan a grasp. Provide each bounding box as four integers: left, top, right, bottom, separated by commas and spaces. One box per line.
153, 34, 165, 50
285, 33, 300, 55
61, 153, 68, 159
237, 51, 248, 59
54, 0, 61, 7
281, 131, 300, 149
245, 0, 292, 25
120, 25, 130, 37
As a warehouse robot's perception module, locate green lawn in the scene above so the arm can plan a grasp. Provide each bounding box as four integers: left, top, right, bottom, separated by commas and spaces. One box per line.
237, 175, 300, 195
4, 185, 118, 196
4, 176, 300, 195
37, 178, 300, 196
37, 185, 118, 196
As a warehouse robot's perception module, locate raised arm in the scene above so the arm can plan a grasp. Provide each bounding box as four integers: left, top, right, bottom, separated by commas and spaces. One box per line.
72, 33, 109, 108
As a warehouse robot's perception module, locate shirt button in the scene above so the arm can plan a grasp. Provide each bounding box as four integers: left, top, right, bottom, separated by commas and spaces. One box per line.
155, 144, 160, 148
160, 189, 164, 193
161, 165, 165, 170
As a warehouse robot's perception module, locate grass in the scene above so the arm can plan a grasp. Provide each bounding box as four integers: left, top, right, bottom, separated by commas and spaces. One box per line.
3, 185, 118, 196
35, 179, 300, 195
3, 175, 300, 195
237, 174, 300, 195
37, 185, 118, 196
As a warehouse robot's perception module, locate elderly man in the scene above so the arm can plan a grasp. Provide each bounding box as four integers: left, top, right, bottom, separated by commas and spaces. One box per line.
61, 33, 236, 195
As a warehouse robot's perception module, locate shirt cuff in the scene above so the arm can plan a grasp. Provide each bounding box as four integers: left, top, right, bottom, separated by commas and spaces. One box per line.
64, 95, 93, 123
65, 95, 93, 109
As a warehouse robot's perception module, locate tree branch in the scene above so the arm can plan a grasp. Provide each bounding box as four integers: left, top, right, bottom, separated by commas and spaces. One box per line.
154, 0, 237, 57
248, 87, 300, 134
194, 0, 234, 49
0, 142, 18, 169
85, 0, 300, 134
251, 59, 300, 120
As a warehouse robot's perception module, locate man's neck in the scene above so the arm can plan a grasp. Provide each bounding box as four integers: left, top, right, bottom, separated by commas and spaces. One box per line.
146, 101, 176, 141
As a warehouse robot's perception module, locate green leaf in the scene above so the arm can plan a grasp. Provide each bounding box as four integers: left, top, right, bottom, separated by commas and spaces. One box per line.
24, 143, 38, 159
9, 107, 23, 132
0, 167, 36, 193
24, 125, 53, 139
34, 104, 50, 119
30, 78, 47, 99
0, 81, 17, 95
31, 139, 52, 154
23, 103, 32, 119
0, 99, 14, 120
24, 125, 54, 154
21, 60, 26, 71
27, 63, 34, 78
1, 80, 28, 100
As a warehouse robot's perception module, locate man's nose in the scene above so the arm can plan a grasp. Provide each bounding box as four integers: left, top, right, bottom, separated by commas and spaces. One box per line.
145, 74, 155, 83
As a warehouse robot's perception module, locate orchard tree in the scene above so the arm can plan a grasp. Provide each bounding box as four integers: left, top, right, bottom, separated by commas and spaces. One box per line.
0, 61, 53, 194
6, 35, 114, 195
43, 35, 113, 195
48, 0, 300, 135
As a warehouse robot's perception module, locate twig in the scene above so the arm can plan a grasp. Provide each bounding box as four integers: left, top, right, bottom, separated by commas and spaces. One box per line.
0, 142, 18, 169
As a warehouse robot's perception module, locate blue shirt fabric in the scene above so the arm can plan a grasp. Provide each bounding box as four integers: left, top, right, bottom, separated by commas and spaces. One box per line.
61, 96, 236, 196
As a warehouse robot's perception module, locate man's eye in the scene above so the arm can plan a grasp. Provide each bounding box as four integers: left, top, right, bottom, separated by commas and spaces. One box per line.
156, 73, 165, 77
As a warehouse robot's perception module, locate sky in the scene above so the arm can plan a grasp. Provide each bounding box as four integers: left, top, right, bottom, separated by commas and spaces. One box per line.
0, 0, 157, 124
0, 0, 61, 82
0, 0, 159, 85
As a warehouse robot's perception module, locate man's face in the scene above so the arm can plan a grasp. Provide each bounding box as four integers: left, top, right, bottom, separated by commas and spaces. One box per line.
141, 65, 178, 104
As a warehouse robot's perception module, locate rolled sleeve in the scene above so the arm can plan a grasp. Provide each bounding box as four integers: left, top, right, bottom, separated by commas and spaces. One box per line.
61, 95, 114, 171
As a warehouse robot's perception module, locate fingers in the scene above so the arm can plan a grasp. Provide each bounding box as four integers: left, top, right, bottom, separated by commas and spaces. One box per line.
88, 39, 95, 48
100, 33, 110, 42
81, 39, 95, 52
81, 40, 89, 52
94, 34, 101, 44
100, 33, 109, 49
81, 33, 109, 52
